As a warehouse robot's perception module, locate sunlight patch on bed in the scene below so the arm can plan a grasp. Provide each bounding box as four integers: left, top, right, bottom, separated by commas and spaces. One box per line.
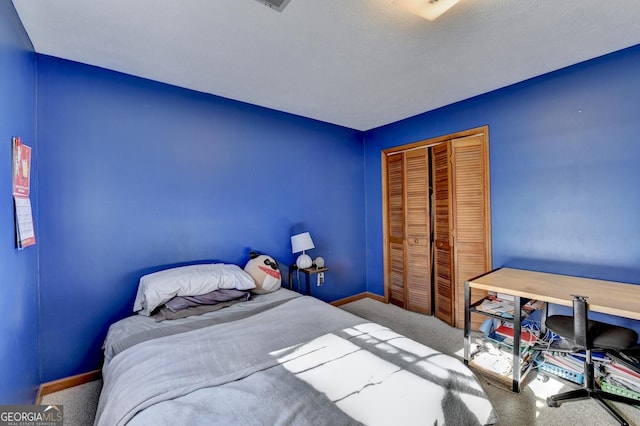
271, 333, 359, 372
294, 346, 403, 402
271, 325, 495, 426
274, 333, 446, 425
338, 369, 446, 425
373, 341, 400, 355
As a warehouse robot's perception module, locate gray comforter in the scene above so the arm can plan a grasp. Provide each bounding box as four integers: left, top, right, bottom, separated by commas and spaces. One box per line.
95, 295, 497, 426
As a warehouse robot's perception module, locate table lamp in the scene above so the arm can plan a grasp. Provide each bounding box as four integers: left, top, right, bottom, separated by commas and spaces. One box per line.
291, 232, 315, 269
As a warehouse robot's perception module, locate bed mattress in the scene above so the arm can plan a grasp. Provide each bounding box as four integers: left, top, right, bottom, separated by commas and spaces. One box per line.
96, 289, 497, 425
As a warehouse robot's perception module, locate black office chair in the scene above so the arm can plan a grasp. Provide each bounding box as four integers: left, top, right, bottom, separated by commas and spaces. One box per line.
544, 295, 639, 426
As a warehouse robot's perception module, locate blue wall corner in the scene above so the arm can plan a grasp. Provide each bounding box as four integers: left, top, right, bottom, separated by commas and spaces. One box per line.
0, 0, 39, 403
363, 43, 640, 332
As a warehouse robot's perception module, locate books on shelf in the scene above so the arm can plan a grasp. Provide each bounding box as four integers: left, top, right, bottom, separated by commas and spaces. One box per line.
494, 324, 537, 344
470, 336, 535, 378
495, 292, 514, 301
475, 297, 514, 317
474, 295, 544, 319
608, 360, 640, 380
537, 352, 587, 385
538, 350, 640, 396
486, 331, 535, 354
543, 352, 584, 374
598, 376, 640, 401
567, 350, 609, 363
602, 356, 640, 394
470, 348, 513, 376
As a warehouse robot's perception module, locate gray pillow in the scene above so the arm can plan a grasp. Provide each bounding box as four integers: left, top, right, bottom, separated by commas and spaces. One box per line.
165, 289, 251, 312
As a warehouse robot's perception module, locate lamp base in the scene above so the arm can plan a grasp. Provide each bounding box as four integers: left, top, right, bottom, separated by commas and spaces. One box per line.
296, 253, 312, 269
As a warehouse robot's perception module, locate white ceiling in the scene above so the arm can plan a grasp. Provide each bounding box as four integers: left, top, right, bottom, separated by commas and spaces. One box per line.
12, 0, 640, 131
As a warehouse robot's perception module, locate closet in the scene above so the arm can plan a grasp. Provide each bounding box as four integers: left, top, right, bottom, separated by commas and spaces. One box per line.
382, 126, 491, 329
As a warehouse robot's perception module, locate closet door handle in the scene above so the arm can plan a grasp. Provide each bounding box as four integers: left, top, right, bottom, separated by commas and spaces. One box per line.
408, 238, 427, 246
435, 240, 450, 250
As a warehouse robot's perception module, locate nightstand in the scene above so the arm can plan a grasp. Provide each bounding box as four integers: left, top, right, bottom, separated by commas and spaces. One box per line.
288, 265, 328, 295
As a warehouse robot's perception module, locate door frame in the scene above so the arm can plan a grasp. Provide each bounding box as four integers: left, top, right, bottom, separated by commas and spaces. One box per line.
381, 125, 490, 308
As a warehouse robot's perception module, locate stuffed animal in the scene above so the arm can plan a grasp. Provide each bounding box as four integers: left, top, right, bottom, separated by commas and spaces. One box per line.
244, 251, 282, 294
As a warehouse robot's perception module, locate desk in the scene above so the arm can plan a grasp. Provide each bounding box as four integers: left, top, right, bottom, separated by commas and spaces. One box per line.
464, 267, 640, 391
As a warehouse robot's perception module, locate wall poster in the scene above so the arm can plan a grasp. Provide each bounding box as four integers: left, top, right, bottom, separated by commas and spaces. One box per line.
12, 136, 35, 249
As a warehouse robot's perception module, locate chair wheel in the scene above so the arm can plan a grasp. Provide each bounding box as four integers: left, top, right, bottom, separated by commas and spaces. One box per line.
537, 373, 549, 383
547, 397, 559, 408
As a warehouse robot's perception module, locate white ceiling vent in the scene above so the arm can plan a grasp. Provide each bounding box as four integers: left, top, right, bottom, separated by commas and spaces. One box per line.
253, 0, 292, 12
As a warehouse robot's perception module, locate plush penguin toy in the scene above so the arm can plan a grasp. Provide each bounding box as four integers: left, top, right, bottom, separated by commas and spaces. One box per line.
244, 251, 282, 294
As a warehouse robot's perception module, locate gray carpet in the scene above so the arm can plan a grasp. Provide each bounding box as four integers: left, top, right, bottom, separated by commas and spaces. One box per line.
41, 297, 640, 425
341, 298, 640, 426
40, 379, 101, 426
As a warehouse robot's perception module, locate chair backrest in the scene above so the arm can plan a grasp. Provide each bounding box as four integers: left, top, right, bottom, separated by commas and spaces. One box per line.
572, 295, 589, 350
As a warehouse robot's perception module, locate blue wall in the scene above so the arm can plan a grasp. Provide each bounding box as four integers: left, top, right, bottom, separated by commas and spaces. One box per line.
0, 2, 39, 403
3, 5, 640, 396
364, 44, 640, 331
35, 56, 366, 382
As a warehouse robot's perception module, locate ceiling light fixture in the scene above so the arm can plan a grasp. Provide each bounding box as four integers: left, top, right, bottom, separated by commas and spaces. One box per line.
253, 0, 292, 12
393, 0, 460, 21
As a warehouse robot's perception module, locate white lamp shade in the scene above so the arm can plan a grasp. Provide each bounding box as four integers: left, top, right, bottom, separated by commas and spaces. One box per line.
291, 232, 315, 254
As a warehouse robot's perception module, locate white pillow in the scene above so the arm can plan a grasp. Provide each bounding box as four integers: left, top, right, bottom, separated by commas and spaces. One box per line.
133, 263, 256, 316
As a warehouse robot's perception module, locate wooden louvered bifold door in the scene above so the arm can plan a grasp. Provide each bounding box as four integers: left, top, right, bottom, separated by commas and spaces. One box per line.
383, 126, 491, 328
451, 134, 491, 329
432, 143, 454, 325
387, 153, 405, 307
404, 148, 431, 315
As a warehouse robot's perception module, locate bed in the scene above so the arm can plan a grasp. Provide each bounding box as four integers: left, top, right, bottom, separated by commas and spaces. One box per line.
95, 263, 498, 426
